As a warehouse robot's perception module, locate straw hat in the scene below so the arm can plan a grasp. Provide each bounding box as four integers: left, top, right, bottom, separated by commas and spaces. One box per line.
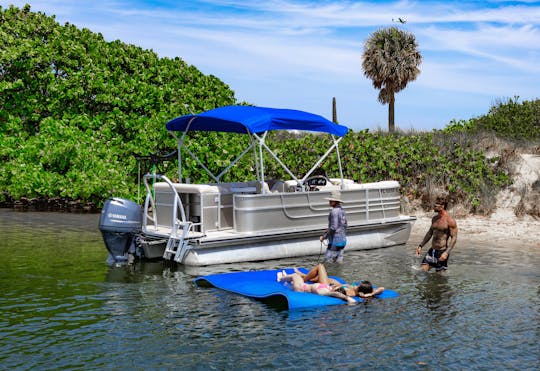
325, 191, 343, 203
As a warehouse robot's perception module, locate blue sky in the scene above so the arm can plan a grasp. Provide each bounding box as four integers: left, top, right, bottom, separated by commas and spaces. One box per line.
3, 0, 539, 131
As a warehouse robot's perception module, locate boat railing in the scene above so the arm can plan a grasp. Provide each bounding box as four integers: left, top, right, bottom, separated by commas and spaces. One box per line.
142, 173, 187, 231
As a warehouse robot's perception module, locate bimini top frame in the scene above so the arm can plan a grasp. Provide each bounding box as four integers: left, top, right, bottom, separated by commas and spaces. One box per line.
165, 105, 350, 192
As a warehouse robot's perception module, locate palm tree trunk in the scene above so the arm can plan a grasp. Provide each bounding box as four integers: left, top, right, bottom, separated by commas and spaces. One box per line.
388, 93, 395, 132
332, 97, 338, 124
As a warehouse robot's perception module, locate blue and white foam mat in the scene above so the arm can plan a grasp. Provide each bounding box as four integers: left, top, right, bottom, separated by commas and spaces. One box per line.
193, 268, 399, 310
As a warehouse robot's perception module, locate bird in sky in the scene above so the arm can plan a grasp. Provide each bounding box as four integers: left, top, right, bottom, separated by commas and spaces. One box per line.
392, 18, 407, 24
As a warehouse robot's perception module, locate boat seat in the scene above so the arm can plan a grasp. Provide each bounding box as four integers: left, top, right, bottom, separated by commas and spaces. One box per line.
269, 180, 286, 193
211, 181, 259, 194
231, 186, 256, 193
316, 184, 342, 192
168, 183, 220, 194
328, 178, 355, 186
255, 181, 271, 194
283, 180, 301, 192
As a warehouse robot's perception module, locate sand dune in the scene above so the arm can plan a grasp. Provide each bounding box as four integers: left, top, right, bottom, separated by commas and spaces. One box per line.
410, 153, 540, 248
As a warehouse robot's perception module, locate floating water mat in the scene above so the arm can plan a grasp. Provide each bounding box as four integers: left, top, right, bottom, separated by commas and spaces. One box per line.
194, 268, 399, 310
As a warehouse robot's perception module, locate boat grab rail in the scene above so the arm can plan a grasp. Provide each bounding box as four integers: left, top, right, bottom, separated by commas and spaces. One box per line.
276, 188, 401, 221
142, 173, 186, 231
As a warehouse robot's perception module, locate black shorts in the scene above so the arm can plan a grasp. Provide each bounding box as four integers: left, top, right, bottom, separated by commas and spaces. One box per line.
421, 248, 449, 271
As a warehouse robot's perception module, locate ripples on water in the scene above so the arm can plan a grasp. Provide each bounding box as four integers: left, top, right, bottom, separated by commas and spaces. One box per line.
0, 209, 538, 370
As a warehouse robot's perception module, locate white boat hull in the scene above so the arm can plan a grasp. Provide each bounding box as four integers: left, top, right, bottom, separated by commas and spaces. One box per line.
140, 216, 414, 266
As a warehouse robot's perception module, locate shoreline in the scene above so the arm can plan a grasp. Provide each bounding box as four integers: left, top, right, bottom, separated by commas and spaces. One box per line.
410, 210, 540, 247
2, 205, 537, 247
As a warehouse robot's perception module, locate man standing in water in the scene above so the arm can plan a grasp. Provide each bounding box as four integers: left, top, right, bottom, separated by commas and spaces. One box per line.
320, 191, 348, 263
416, 195, 458, 272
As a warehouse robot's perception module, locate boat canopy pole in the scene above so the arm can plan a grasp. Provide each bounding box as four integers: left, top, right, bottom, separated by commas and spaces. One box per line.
182, 145, 219, 183
252, 132, 299, 183
174, 116, 196, 183
176, 135, 182, 183
216, 142, 255, 181
257, 132, 268, 193
333, 135, 345, 189
300, 135, 344, 184
174, 124, 255, 183
250, 133, 261, 184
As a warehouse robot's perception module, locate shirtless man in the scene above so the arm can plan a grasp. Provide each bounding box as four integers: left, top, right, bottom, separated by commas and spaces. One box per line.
416, 196, 458, 272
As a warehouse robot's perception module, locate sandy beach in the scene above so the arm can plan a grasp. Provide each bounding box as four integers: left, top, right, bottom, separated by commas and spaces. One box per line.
410, 152, 539, 248
410, 211, 540, 248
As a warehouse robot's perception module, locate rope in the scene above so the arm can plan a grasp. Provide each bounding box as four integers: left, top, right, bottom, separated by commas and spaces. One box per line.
316, 238, 328, 264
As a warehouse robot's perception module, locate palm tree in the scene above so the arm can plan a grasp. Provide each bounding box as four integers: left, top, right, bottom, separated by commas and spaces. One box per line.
362, 27, 422, 132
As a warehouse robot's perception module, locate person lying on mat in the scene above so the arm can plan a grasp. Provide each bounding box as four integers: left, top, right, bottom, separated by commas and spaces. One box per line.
333, 280, 384, 299
285, 263, 384, 299
277, 265, 357, 304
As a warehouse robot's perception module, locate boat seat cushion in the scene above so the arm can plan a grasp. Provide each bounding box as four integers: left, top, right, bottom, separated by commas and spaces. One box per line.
194, 268, 398, 310
171, 183, 221, 193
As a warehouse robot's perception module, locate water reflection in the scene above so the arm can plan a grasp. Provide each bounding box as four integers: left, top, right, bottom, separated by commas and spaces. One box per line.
104, 261, 175, 283
416, 273, 454, 311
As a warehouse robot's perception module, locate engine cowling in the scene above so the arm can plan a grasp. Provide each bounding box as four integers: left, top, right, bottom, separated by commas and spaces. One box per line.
99, 198, 142, 263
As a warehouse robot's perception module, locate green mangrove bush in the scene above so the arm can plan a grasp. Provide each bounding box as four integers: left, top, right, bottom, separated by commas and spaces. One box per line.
0, 5, 237, 206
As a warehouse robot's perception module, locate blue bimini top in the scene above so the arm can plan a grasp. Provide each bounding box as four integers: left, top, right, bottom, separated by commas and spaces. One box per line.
165, 105, 349, 137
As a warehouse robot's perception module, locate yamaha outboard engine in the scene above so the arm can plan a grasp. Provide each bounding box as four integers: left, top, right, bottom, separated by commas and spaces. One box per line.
99, 198, 142, 264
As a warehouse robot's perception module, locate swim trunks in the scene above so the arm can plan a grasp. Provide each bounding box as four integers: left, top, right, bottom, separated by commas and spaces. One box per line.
421, 248, 449, 271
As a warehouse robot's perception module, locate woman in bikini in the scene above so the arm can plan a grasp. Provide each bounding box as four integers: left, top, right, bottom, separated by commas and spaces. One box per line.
333, 280, 385, 299
277, 264, 357, 304
285, 263, 384, 299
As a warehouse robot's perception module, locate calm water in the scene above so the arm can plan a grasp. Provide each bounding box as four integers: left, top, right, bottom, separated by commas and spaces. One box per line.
1, 209, 538, 370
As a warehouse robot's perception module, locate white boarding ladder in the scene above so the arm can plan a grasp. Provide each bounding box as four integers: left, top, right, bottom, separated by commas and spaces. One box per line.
163, 221, 193, 263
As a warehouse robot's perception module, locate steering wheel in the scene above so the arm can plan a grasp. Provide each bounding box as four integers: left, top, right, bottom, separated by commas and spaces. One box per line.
305, 175, 328, 190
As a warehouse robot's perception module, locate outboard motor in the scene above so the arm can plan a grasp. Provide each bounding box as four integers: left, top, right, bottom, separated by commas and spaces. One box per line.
99, 198, 142, 264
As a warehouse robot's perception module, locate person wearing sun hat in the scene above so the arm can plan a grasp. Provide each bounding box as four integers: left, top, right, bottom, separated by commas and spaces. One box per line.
320, 190, 348, 263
